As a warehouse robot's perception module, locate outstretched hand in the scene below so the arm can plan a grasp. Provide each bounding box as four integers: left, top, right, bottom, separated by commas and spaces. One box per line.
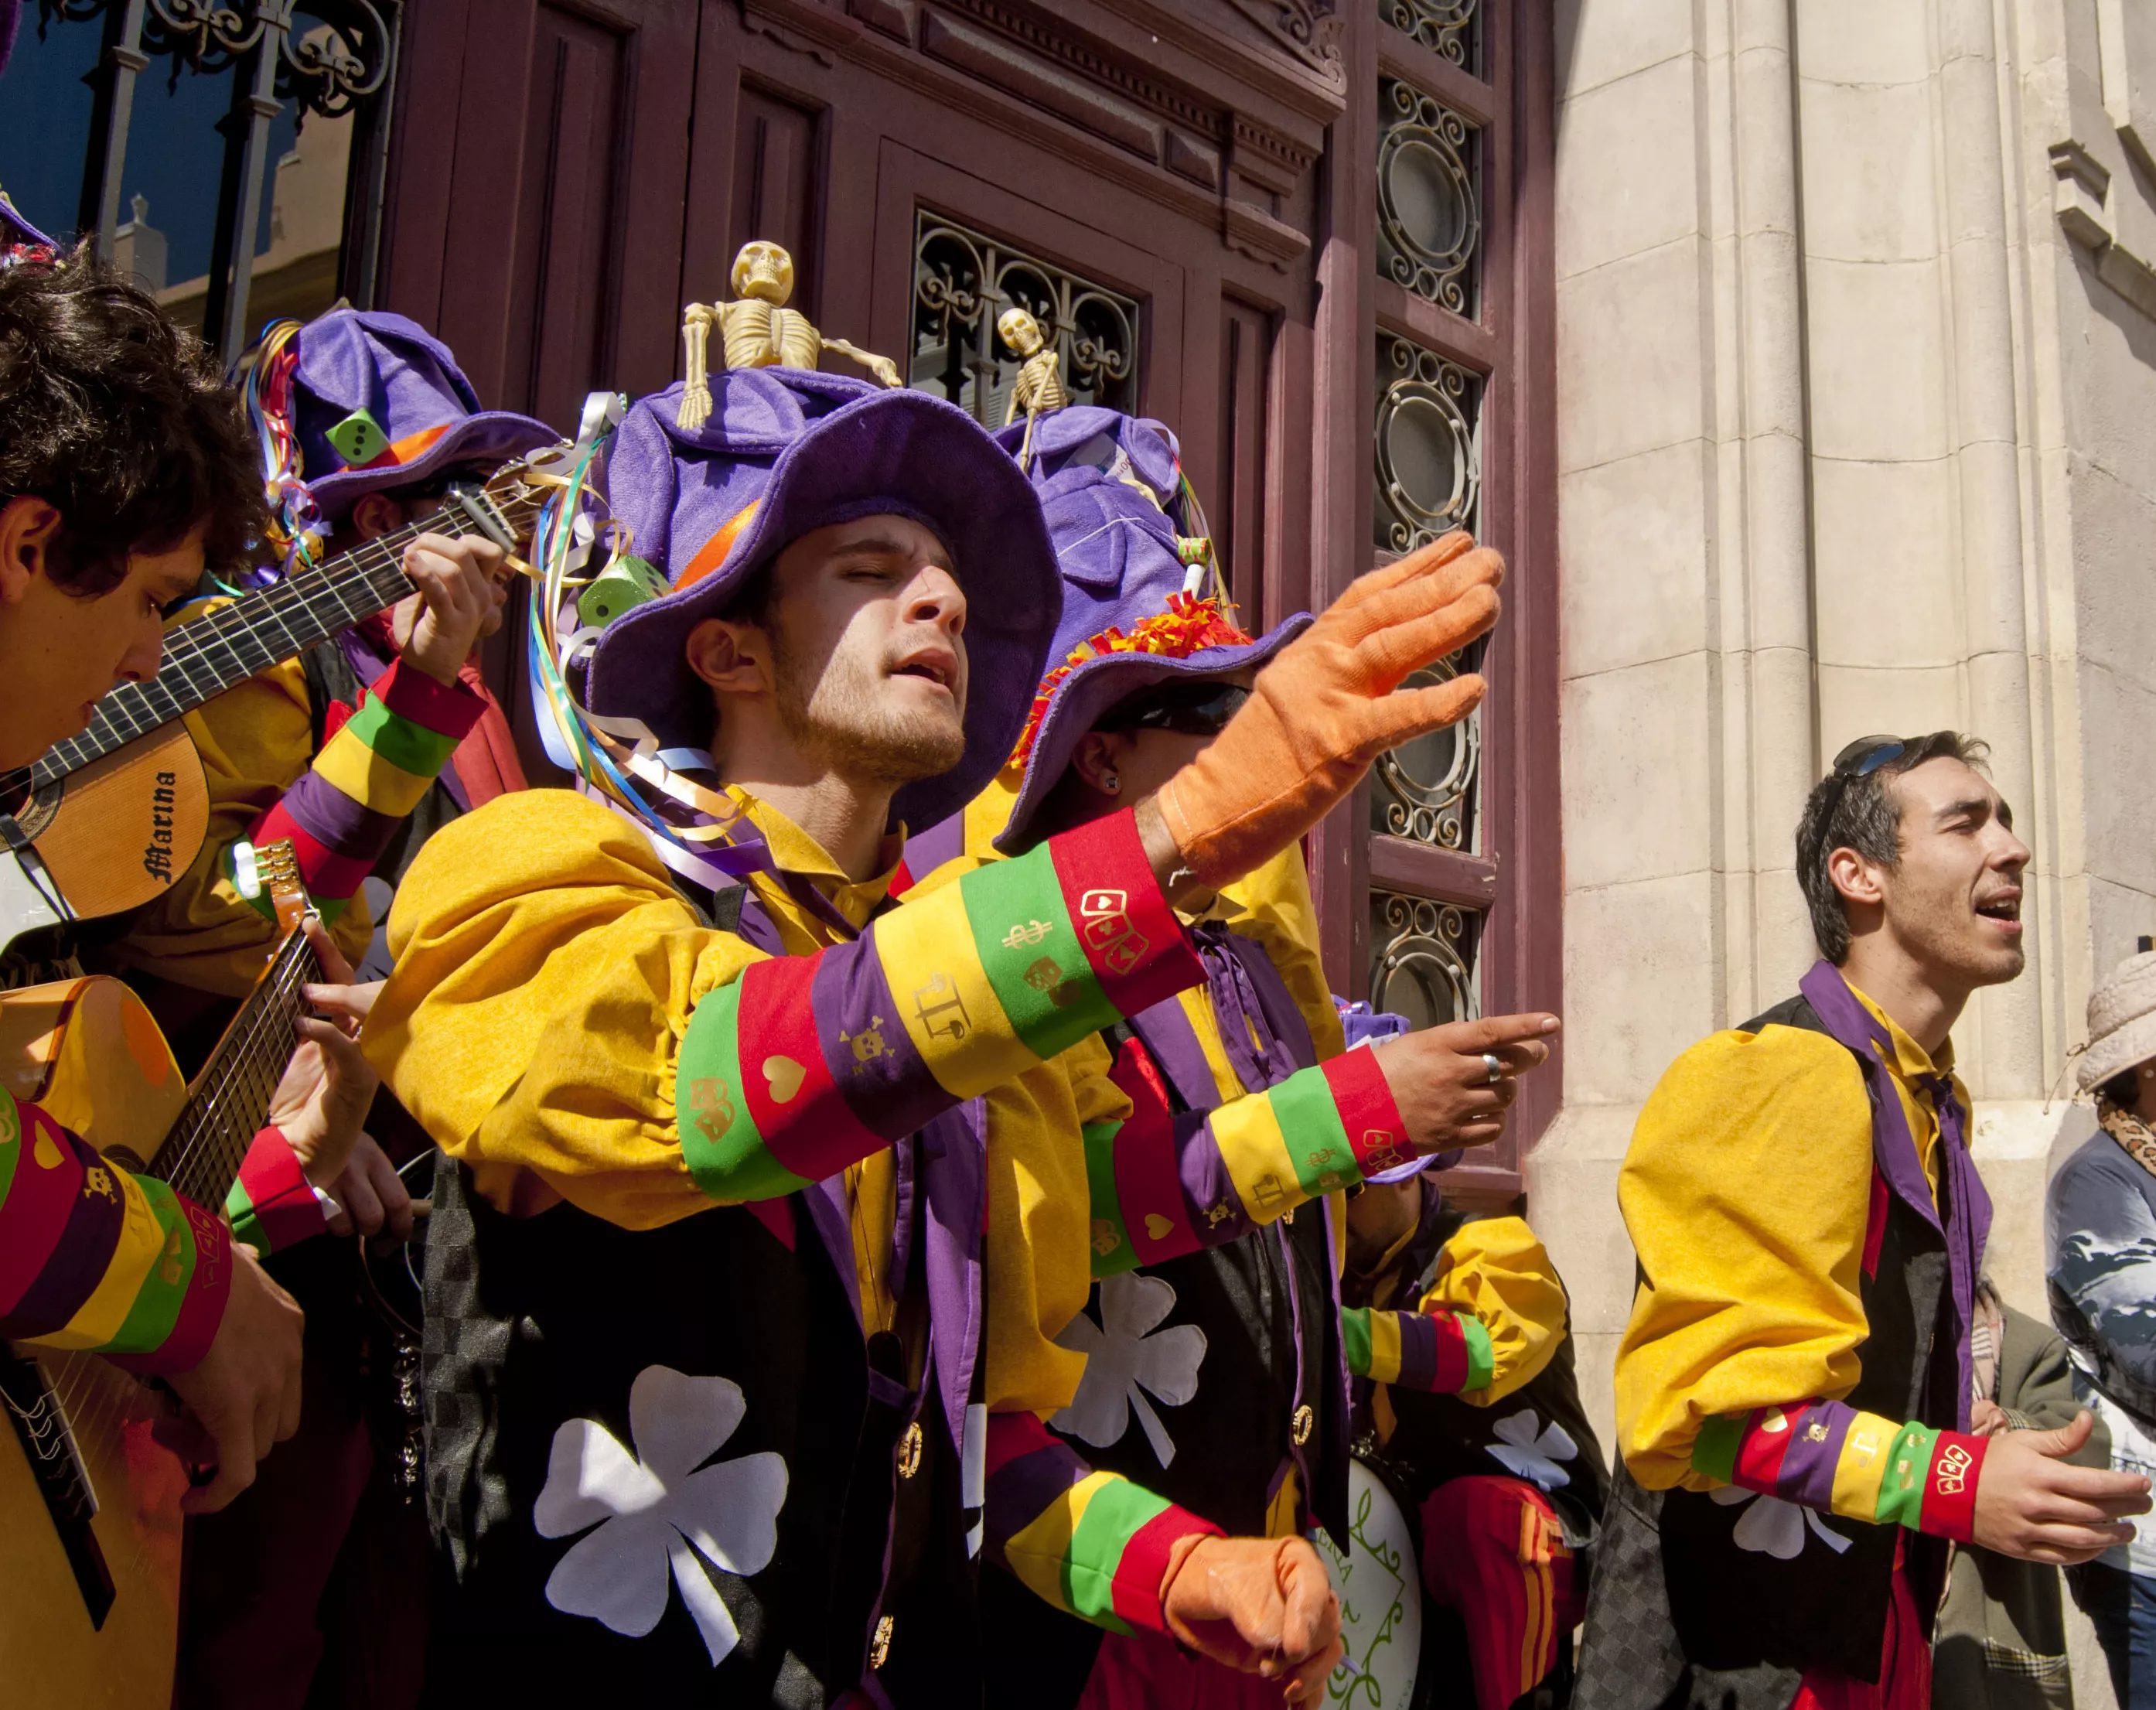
1973, 1411, 2151, 1564
1161, 1534, 1344, 1705
1148, 531, 1503, 896
1371, 1011, 1561, 1154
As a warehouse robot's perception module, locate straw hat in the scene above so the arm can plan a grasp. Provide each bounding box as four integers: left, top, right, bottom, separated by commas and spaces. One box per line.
2078, 951, 2156, 1091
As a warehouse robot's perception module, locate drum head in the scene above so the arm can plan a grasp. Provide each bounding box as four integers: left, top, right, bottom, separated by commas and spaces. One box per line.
1312, 1456, 1422, 1708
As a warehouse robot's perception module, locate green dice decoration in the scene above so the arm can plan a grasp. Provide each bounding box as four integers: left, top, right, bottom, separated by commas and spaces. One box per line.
326, 408, 389, 466
576, 554, 668, 630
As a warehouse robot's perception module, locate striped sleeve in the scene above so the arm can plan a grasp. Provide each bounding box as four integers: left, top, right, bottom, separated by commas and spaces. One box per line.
0, 1088, 232, 1374
1342, 1306, 1494, 1394
1083, 1035, 1412, 1277
242, 659, 484, 916
672, 808, 1203, 1203
1691, 1400, 1988, 1542
223, 1127, 329, 1258
983, 1410, 1221, 1634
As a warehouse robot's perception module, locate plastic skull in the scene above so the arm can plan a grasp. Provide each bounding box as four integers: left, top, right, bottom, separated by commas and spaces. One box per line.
732, 241, 795, 305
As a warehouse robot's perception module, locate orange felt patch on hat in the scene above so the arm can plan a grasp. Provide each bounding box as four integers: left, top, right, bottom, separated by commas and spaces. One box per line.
676, 499, 762, 592
1008, 593, 1254, 770
355, 421, 454, 472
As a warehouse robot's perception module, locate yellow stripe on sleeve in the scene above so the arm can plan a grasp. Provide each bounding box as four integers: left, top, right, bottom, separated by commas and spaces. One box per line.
1367, 1309, 1404, 1385
873, 882, 1032, 1094
46, 1172, 166, 1350
1828, 1409, 1901, 1524
311, 723, 438, 820
1003, 1469, 1115, 1610
1211, 1090, 1304, 1224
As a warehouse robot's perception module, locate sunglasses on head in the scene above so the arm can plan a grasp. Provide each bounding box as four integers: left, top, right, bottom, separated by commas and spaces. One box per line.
1096, 681, 1250, 739
1806, 734, 1910, 854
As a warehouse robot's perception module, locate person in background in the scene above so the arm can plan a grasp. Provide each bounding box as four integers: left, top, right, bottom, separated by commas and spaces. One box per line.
1340, 1119, 1607, 1710
2049, 951, 2156, 1708
1930, 1278, 2104, 1709
1578, 732, 2150, 1710
95, 307, 552, 1710
0, 240, 375, 1513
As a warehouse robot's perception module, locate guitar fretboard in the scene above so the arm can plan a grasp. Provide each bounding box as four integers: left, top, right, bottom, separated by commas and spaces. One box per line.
25, 483, 543, 794
155, 926, 324, 1208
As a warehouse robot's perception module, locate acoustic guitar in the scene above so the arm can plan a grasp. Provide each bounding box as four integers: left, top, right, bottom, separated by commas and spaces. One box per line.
0, 451, 565, 968
0, 842, 319, 1705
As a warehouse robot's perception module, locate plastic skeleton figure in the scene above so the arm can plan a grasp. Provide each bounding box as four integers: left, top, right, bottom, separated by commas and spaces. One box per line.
676, 241, 901, 428
997, 305, 1068, 472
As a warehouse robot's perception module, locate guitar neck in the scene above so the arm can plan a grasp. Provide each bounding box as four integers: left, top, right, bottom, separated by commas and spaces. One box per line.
27, 484, 541, 794
152, 926, 324, 1208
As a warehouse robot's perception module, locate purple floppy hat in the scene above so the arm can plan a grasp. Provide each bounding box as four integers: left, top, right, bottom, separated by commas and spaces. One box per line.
284, 309, 555, 521
0, 186, 54, 254
588, 367, 1061, 835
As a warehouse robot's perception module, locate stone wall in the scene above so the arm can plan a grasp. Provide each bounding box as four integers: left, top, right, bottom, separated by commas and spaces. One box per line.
1537, 10, 2154, 1694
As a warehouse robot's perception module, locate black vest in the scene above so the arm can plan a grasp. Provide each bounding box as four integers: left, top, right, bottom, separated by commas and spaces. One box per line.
1573, 995, 1963, 1710
420, 882, 986, 1709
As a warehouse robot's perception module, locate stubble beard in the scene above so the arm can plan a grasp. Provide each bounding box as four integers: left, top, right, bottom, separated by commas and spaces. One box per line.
769, 626, 966, 787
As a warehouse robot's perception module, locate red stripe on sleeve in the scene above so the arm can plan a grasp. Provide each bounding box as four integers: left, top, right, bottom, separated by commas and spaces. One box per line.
109, 1196, 232, 1374
1917, 1431, 1986, 1542
251, 804, 377, 900
1047, 811, 1201, 1019
1110, 1504, 1223, 1636
732, 957, 880, 1185
371, 658, 486, 738
1427, 1311, 1470, 1393
1104, 1036, 1192, 1265
0, 1104, 88, 1316
984, 1408, 1059, 1480
1731, 1405, 1803, 1492
1320, 1047, 1414, 1179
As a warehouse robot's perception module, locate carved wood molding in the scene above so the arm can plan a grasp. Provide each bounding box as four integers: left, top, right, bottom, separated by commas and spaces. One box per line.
740, 0, 859, 63
1223, 0, 1342, 89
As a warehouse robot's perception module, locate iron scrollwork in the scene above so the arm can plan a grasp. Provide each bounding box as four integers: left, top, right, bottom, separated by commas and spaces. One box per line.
1371, 654, 1479, 849
912, 212, 1141, 427
1373, 330, 1481, 555
1376, 78, 1480, 316
1383, 0, 1478, 73
45, 0, 389, 114
1369, 893, 1480, 1029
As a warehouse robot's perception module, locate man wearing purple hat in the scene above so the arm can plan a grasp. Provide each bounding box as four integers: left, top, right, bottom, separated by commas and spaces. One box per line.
91, 307, 555, 1710
945, 409, 1570, 1704
360, 356, 1506, 1705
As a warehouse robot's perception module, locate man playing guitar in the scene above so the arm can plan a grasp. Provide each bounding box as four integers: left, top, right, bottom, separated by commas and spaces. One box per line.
0, 243, 378, 1507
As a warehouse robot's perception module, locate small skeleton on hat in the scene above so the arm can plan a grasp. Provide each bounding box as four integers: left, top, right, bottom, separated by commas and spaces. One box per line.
997, 305, 1068, 473
676, 241, 901, 428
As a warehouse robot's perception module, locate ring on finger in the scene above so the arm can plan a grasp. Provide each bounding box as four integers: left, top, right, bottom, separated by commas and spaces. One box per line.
1482, 1051, 1505, 1087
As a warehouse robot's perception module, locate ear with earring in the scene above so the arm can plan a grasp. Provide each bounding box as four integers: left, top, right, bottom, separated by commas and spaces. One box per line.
1101, 771, 1121, 794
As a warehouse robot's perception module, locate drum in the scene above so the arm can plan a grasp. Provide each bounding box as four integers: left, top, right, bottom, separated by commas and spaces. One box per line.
1312, 1456, 1423, 1708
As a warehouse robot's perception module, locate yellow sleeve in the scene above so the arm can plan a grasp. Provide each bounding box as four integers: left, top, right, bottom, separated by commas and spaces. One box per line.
980, 1036, 1127, 1417
1614, 1024, 1875, 1490
360, 789, 759, 1230
1418, 1216, 1568, 1405
1219, 845, 1346, 1060
107, 641, 372, 996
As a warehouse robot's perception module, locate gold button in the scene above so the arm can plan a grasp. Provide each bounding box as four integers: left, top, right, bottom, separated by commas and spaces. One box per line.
896, 1422, 923, 1480
1291, 1404, 1314, 1447
868, 1614, 894, 1670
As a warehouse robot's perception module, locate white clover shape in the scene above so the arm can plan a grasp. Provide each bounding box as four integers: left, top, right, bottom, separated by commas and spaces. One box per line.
1052, 1273, 1208, 1467
534, 1364, 789, 1666
1486, 1409, 1578, 1492
1708, 1484, 1854, 1560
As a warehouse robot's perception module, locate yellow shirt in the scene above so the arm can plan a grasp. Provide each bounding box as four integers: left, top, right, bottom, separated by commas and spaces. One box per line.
1614, 981, 1966, 1491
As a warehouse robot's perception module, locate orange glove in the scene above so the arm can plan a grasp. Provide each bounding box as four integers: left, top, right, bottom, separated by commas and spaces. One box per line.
1159, 1534, 1344, 1705
1156, 531, 1501, 889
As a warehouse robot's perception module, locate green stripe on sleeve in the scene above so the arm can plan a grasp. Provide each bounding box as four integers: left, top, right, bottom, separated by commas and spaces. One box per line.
104, 1177, 195, 1354
960, 846, 1115, 1055
1691, 1413, 1745, 1483
676, 982, 814, 1203
342, 695, 461, 777
1265, 1065, 1360, 1200
0, 1088, 21, 1211
1460, 1314, 1495, 1391
1064, 1476, 1172, 1632
224, 1177, 269, 1260
1083, 1120, 1138, 1277
1341, 1306, 1375, 1378
1873, 1422, 1942, 1529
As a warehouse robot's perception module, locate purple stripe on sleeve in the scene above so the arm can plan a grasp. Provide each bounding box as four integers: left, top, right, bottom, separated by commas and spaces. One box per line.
986, 1441, 1093, 1550
277, 769, 401, 859
812, 937, 948, 1142
1394, 1311, 1439, 1391
1170, 1109, 1252, 1246
1776, 1399, 1855, 1510
6, 1167, 126, 1336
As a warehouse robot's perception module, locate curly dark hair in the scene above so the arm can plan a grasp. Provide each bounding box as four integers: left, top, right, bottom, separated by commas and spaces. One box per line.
0, 241, 266, 594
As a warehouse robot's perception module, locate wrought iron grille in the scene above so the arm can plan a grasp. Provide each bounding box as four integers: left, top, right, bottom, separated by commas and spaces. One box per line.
910, 211, 1141, 425
1374, 330, 1481, 555
1369, 892, 1481, 1028
1376, 77, 1480, 317
16, 0, 396, 363
1383, 0, 1479, 73
1371, 655, 1480, 850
